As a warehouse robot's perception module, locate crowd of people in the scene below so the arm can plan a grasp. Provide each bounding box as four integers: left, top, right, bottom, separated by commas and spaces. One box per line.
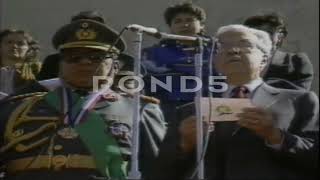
0, 2, 318, 180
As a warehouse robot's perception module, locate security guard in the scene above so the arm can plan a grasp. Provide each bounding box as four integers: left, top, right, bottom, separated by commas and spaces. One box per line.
0, 19, 166, 180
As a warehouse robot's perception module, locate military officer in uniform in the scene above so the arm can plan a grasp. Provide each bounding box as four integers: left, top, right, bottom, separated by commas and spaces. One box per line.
0, 19, 166, 180
37, 10, 107, 81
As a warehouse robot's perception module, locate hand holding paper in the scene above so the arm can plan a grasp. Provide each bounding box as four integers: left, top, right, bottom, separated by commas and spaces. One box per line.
236, 107, 283, 144
201, 98, 255, 122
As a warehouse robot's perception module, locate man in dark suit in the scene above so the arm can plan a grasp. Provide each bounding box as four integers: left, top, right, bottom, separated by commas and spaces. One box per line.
148, 24, 319, 180
244, 13, 314, 90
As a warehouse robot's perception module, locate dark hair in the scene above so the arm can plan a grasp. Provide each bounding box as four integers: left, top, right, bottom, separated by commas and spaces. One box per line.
71, 10, 105, 23
0, 29, 40, 65
164, 2, 206, 26
243, 12, 288, 37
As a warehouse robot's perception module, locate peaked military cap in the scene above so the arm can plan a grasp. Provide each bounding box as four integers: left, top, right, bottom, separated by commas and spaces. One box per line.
52, 19, 126, 53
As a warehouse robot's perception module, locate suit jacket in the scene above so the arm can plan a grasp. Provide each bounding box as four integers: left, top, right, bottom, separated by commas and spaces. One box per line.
148, 83, 319, 180
263, 50, 314, 90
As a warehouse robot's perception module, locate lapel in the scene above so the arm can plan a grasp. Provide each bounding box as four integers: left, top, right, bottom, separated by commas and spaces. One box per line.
251, 83, 281, 109
251, 83, 296, 130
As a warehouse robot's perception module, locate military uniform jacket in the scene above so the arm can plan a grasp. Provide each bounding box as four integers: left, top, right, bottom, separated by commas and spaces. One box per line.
0, 84, 167, 180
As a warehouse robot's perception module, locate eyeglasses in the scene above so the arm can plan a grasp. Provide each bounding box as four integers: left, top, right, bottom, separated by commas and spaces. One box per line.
62, 53, 118, 63
216, 41, 256, 54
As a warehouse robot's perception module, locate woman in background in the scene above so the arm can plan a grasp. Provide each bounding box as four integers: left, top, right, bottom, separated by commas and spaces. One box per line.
0, 29, 41, 96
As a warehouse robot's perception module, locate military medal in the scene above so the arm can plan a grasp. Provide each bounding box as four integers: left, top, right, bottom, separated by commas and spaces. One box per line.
57, 127, 79, 139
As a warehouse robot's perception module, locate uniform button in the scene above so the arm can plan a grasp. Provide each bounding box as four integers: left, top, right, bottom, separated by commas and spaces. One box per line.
13, 129, 24, 138
54, 145, 63, 151
289, 148, 296, 153
52, 155, 67, 170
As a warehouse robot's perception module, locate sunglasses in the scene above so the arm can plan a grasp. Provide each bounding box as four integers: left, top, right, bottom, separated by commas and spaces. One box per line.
62, 53, 118, 63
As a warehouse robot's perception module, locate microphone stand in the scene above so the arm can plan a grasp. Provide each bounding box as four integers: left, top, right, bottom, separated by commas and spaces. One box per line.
128, 30, 143, 180
194, 37, 205, 180
126, 24, 209, 179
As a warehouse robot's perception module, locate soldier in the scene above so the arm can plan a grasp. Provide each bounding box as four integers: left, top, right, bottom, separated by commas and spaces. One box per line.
0, 19, 166, 180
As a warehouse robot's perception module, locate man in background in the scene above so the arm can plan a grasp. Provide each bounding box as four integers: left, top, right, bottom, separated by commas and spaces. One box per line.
244, 12, 314, 90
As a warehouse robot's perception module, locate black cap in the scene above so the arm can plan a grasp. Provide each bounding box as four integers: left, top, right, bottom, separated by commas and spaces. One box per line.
52, 19, 126, 53
71, 10, 105, 23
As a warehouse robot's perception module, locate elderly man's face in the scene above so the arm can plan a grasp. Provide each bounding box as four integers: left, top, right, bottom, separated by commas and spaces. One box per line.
215, 30, 267, 85
60, 48, 118, 89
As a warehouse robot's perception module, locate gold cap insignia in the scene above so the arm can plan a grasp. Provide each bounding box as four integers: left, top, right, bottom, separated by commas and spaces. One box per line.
76, 29, 97, 40
81, 22, 89, 28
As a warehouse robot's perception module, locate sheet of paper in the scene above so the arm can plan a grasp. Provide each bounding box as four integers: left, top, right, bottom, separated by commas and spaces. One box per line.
201, 98, 255, 122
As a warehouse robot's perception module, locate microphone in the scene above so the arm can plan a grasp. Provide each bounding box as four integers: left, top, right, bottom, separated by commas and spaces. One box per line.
160, 33, 211, 42
126, 24, 159, 35
126, 24, 212, 42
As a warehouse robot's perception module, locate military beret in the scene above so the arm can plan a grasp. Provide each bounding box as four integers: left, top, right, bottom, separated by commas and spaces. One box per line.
52, 19, 126, 53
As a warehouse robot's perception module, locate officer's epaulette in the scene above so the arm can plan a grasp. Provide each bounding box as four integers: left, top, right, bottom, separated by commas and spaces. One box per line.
140, 95, 160, 104
6, 92, 47, 102
119, 92, 160, 104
